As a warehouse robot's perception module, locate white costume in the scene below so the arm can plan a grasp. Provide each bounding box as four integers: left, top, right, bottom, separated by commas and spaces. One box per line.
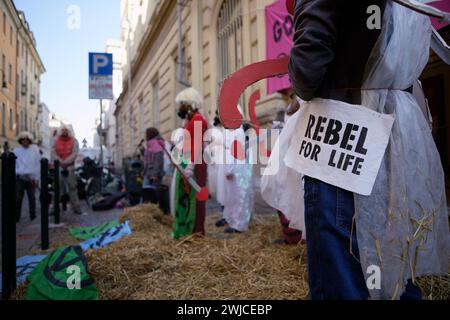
207, 126, 227, 205
261, 111, 305, 234
222, 127, 254, 232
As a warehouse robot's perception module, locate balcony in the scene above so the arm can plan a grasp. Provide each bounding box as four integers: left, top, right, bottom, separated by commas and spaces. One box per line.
30, 94, 36, 105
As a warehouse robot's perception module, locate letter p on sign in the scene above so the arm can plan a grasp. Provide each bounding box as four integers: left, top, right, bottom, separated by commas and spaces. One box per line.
89, 53, 113, 76
93, 55, 108, 73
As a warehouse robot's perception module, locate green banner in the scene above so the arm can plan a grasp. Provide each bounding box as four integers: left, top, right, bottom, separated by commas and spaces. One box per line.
26, 246, 98, 300
172, 159, 197, 239
69, 221, 119, 241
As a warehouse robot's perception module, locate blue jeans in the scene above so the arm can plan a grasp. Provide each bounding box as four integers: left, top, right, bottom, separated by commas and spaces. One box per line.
303, 177, 422, 300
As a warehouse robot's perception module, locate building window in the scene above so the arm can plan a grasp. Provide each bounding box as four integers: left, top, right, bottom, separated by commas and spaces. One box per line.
10, 26, 12, 45
1, 54, 5, 83
217, 0, 243, 87
8, 64, 11, 83
16, 73, 19, 100
152, 80, 160, 129
2, 103, 5, 136
16, 112, 19, 135
9, 108, 12, 130
2, 12, 6, 35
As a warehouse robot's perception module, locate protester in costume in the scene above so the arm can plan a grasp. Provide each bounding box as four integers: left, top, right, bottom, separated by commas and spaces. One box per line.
172, 87, 208, 238
267, 0, 449, 299
268, 97, 304, 245
207, 114, 226, 206
221, 106, 255, 233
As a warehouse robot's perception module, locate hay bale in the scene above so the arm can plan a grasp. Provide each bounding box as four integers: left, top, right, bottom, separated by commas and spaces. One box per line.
119, 203, 172, 232
417, 275, 450, 300
86, 206, 309, 300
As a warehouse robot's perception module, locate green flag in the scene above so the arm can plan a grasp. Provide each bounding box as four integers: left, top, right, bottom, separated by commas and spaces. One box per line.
172, 158, 197, 239
69, 221, 119, 241
26, 246, 98, 300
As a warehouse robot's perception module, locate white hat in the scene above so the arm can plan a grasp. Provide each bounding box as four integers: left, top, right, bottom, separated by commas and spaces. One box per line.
175, 87, 203, 109
17, 131, 34, 144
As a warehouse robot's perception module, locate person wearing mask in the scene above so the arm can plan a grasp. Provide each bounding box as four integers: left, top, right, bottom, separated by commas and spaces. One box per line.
13, 132, 41, 222
51, 125, 85, 216
172, 87, 208, 237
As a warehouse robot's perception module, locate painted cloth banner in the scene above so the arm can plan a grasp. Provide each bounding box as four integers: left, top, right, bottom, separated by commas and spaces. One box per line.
430, 0, 450, 30
172, 158, 197, 240
265, 0, 294, 94
0, 255, 46, 293
80, 221, 132, 251
285, 99, 395, 196
69, 220, 119, 241
26, 246, 98, 300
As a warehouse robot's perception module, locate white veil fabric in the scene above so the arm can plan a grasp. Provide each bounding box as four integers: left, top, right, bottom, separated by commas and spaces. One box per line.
355, 1, 449, 299
260, 110, 306, 235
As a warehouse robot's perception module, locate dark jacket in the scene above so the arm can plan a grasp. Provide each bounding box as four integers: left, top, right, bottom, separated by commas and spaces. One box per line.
289, 0, 386, 105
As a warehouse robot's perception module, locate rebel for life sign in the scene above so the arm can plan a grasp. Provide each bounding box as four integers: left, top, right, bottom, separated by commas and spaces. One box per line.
89, 52, 113, 100
285, 99, 395, 196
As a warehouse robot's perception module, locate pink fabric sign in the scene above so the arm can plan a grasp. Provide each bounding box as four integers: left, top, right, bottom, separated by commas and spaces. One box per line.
430, 0, 450, 30
265, 0, 293, 94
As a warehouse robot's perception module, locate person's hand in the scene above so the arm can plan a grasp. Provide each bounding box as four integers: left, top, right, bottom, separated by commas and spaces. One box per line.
184, 167, 194, 179
149, 176, 157, 183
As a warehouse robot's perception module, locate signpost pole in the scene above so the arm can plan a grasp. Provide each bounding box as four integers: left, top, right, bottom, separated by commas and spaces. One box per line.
89, 52, 112, 197
99, 99, 103, 194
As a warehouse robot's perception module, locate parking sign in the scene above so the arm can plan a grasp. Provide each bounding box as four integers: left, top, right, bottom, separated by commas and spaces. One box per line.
89, 53, 113, 100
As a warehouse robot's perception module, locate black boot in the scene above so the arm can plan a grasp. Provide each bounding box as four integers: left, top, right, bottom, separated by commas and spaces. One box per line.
215, 218, 228, 227
224, 226, 241, 234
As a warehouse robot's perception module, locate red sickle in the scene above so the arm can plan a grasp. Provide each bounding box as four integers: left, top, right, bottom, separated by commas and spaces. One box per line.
247, 89, 271, 158
157, 141, 209, 201
219, 56, 289, 129
228, 90, 260, 161
248, 90, 261, 136
231, 139, 246, 161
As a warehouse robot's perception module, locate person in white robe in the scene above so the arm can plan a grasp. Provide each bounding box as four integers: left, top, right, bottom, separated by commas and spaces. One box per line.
222, 124, 255, 233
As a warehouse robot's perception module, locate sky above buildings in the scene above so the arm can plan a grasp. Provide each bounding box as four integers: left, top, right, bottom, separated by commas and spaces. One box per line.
13, 0, 121, 146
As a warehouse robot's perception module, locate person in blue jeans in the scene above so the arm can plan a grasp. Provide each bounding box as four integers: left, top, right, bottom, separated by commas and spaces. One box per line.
287, 0, 449, 299
303, 177, 421, 300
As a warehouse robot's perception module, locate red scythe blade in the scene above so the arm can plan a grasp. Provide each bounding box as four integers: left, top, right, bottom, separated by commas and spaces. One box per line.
218, 56, 290, 129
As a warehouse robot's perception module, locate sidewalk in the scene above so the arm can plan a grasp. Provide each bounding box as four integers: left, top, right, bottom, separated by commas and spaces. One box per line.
0, 181, 276, 272
0, 196, 123, 272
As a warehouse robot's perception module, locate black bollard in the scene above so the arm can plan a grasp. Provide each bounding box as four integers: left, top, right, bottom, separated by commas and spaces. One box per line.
1, 151, 17, 300
40, 158, 49, 250
53, 160, 60, 225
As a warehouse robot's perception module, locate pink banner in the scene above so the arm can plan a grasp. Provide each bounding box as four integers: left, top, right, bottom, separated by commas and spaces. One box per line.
263, 0, 449, 95
265, 0, 293, 94
430, 0, 450, 30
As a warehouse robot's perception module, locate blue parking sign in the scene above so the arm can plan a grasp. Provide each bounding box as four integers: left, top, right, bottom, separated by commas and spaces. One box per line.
89, 52, 113, 100
89, 53, 113, 76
